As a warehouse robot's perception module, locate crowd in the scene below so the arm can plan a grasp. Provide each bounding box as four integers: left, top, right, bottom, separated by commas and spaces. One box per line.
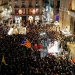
0, 35, 75, 75
0, 22, 75, 75
0, 23, 9, 35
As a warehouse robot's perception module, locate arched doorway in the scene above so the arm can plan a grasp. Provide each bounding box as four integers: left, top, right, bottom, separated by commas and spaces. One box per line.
28, 16, 33, 23
35, 16, 40, 25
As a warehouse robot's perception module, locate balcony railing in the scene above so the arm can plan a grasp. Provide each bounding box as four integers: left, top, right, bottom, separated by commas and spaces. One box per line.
21, 5, 26, 8
35, 5, 40, 8
0, 2, 8, 6
14, 5, 19, 8
28, 5, 33, 8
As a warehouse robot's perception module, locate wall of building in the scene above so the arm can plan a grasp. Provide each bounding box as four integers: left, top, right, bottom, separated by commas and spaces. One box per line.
0, 0, 11, 23
11, 0, 43, 24
68, 0, 75, 34
59, 0, 70, 31
53, 0, 60, 21
59, 0, 75, 34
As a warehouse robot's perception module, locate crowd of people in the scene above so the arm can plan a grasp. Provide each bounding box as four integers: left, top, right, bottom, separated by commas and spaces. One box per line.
0, 36, 75, 75
0, 21, 75, 75
0, 23, 9, 35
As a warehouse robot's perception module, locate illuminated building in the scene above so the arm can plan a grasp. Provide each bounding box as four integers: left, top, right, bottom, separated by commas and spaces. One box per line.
11, 0, 44, 24
0, 0, 11, 22
59, 0, 75, 35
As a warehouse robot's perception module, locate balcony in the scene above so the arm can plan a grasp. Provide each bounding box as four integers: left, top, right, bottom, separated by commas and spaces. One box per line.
14, 5, 19, 8
21, 5, 26, 8
0, 2, 8, 6
28, 5, 33, 8
35, 5, 40, 8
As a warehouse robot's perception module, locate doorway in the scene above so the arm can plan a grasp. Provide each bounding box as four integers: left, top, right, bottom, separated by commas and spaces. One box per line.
22, 16, 26, 23
28, 16, 33, 23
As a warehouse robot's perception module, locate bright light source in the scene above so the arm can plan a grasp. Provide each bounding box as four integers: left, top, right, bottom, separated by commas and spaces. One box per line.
54, 21, 59, 26
8, 28, 13, 35
40, 32, 46, 36
47, 40, 60, 54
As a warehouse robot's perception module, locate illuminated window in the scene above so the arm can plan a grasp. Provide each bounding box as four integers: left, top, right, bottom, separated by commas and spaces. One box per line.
32, 9, 35, 14
28, 9, 32, 14
19, 9, 22, 14
35, 16, 40, 21
35, 8, 39, 14
15, 9, 26, 15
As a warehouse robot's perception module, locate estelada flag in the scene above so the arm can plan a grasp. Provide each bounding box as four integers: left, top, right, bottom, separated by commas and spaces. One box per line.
21, 39, 31, 48
21, 38, 26, 44
2, 55, 7, 65
69, 0, 72, 10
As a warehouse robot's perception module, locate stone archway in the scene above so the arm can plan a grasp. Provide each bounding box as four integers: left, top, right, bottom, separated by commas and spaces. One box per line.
28, 16, 33, 23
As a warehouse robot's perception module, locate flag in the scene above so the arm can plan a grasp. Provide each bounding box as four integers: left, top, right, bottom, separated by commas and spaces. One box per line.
69, 0, 72, 10
2, 55, 7, 65
19, 73, 22, 75
21, 38, 26, 44
24, 39, 31, 48
21, 39, 31, 48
